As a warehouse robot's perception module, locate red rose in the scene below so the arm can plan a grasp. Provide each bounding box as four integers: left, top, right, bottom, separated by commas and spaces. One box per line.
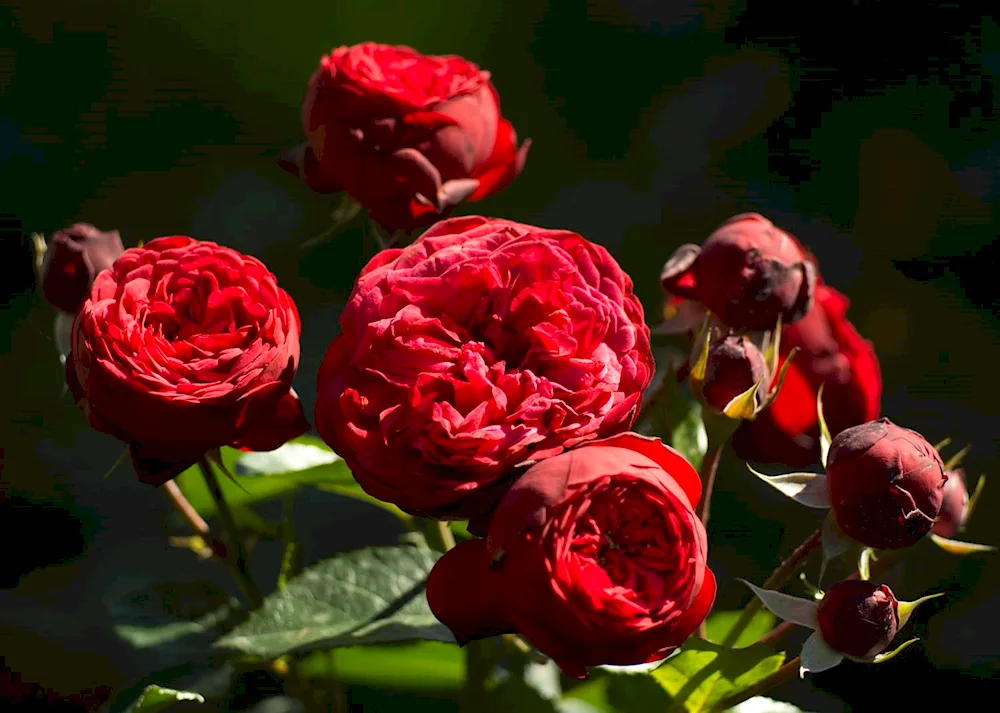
931, 469, 969, 539
66, 237, 309, 485
702, 335, 769, 413
817, 580, 899, 659
827, 419, 947, 549
314, 216, 654, 522
660, 213, 817, 332
285, 43, 530, 232
41, 223, 124, 313
426, 433, 716, 679
731, 284, 882, 467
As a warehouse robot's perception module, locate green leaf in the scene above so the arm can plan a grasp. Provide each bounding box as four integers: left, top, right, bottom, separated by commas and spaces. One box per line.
297, 642, 464, 693
703, 610, 776, 649
605, 669, 672, 713
670, 402, 708, 471
728, 696, 817, 713
123, 685, 204, 713
234, 436, 338, 475
176, 442, 353, 516
562, 678, 614, 713
107, 580, 241, 668
652, 639, 785, 713
215, 545, 453, 659
175, 438, 410, 526
641, 357, 708, 469
483, 676, 558, 713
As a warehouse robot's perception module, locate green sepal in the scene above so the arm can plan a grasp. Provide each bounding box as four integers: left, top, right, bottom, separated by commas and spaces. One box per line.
964, 475, 987, 528
816, 383, 832, 468
868, 638, 920, 664
929, 534, 996, 555
942, 444, 971, 472
722, 378, 765, 421
688, 316, 713, 398
858, 548, 877, 581
761, 315, 783, 376
762, 346, 800, 409
897, 592, 944, 629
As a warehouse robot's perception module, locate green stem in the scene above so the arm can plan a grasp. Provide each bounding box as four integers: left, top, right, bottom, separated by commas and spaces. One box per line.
462, 638, 496, 712
198, 457, 264, 609
422, 519, 457, 553
710, 657, 799, 712
328, 652, 348, 713
636, 375, 670, 427
697, 441, 724, 526
721, 527, 822, 648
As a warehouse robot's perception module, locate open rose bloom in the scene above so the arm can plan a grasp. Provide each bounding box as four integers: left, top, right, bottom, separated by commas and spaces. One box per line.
67, 237, 309, 484
427, 434, 715, 678
314, 216, 654, 522
286, 43, 530, 232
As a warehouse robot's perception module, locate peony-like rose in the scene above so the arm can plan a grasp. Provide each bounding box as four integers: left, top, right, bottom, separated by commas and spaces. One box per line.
731, 284, 882, 467
826, 419, 948, 550
283, 42, 530, 232
67, 237, 309, 485
660, 213, 816, 332
816, 580, 899, 659
426, 433, 716, 679
41, 223, 124, 314
314, 216, 654, 521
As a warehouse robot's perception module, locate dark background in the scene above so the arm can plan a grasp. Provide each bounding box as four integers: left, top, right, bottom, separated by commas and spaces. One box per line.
2, 1, 998, 711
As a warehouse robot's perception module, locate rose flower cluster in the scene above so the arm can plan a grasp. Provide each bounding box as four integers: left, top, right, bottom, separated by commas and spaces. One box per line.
45, 41, 982, 690
665, 212, 984, 674
314, 215, 715, 676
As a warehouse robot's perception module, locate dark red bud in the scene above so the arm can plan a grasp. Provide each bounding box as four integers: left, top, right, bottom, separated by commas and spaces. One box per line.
660, 213, 817, 332
41, 223, 124, 313
931, 469, 969, 539
827, 418, 948, 549
817, 580, 899, 658
701, 336, 769, 413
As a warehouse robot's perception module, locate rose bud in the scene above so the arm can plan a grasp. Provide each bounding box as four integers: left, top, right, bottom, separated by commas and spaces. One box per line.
732, 283, 882, 467
826, 418, 948, 549
931, 469, 969, 539
817, 580, 899, 659
40, 223, 124, 313
660, 213, 817, 332
285, 42, 530, 232
426, 433, 716, 679
701, 335, 770, 415
67, 237, 309, 485
314, 216, 654, 522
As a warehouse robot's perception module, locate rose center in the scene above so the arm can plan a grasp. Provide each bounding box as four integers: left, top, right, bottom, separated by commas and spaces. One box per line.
566, 484, 689, 609
144, 270, 261, 343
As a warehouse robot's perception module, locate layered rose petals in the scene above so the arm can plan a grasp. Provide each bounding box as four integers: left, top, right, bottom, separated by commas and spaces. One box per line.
427, 434, 715, 678
287, 43, 529, 231
67, 237, 308, 484
314, 216, 654, 521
